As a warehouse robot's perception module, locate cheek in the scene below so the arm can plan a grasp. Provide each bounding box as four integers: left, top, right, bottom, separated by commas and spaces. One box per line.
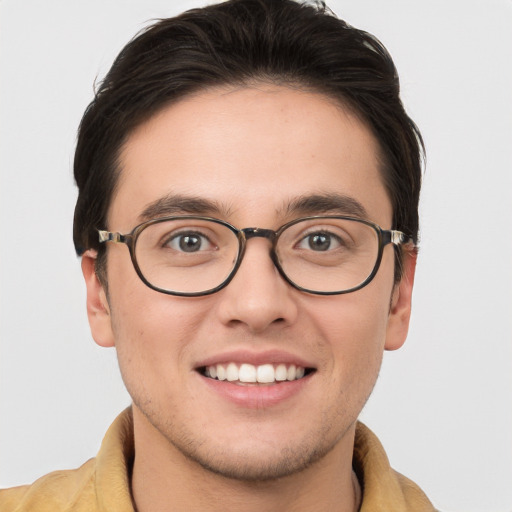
111, 294, 205, 353
106, 250, 203, 344
108, 293, 214, 415
105, 258, 210, 382
313, 289, 391, 347
307, 280, 393, 380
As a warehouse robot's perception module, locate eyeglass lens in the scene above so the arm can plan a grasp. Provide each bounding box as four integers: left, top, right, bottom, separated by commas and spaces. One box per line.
133, 217, 380, 295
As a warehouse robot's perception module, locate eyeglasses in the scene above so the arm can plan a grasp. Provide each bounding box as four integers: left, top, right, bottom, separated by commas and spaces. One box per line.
98, 215, 413, 296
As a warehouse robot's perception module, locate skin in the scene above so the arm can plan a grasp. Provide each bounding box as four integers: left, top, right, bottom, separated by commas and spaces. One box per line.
82, 85, 416, 512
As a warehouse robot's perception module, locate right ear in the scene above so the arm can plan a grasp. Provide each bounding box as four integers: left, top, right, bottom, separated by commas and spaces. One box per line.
81, 250, 115, 348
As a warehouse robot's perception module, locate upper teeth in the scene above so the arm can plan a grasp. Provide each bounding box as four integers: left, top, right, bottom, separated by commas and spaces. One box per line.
205, 363, 306, 383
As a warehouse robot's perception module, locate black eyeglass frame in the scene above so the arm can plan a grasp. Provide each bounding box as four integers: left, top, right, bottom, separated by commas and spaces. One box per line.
98, 215, 413, 297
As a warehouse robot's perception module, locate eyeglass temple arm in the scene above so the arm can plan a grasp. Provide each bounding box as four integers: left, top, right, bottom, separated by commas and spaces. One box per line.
98, 230, 129, 244
384, 230, 415, 247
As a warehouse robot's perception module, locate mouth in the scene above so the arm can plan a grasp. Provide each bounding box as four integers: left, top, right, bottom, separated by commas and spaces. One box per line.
198, 362, 315, 385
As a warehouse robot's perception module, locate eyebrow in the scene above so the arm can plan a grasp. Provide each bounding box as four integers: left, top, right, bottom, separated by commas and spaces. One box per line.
138, 192, 368, 224
283, 193, 368, 219
138, 194, 232, 223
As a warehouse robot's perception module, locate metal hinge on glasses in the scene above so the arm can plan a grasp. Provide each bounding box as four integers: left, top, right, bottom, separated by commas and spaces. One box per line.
98, 230, 126, 243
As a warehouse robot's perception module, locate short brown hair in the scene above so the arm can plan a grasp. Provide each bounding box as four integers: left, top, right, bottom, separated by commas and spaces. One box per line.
73, 0, 423, 280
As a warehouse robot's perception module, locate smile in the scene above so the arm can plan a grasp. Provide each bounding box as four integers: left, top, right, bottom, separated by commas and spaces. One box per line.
200, 363, 314, 385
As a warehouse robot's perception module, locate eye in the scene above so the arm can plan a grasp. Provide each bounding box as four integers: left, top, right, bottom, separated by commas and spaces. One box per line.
165, 231, 214, 252
297, 231, 342, 252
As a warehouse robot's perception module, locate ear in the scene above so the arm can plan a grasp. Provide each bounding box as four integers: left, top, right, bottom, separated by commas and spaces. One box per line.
81, 250, 115, 348
384, 250, 417, 351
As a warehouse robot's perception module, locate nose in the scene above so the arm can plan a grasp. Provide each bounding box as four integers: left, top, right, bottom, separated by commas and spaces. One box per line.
215, 237, 298, 334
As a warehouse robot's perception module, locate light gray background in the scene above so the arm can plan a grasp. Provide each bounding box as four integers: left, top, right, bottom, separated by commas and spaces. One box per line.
1, 1, 511, 511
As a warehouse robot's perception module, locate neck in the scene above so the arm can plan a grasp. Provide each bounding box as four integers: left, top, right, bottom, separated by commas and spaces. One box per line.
131, 407, 361, 512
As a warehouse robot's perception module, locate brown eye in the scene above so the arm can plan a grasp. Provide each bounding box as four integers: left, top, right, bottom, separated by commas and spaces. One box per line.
297, 231, 342, 252
165, 231, 213, 252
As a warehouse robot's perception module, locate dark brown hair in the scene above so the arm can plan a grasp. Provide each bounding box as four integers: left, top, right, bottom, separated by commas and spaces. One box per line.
73, 0, 423, 279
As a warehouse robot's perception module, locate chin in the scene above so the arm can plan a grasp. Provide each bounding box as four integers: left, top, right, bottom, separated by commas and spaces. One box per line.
176, 440, 334, 482
156, 414, 350, 483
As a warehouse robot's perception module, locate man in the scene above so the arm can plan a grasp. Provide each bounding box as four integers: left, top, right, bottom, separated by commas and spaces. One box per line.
1, 0, 437, 510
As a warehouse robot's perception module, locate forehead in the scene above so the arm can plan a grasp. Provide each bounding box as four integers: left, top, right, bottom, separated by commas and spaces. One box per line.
111, 85, 391, 229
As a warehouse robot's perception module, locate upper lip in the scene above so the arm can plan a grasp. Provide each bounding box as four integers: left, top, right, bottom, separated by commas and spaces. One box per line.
194, 349, 316, 370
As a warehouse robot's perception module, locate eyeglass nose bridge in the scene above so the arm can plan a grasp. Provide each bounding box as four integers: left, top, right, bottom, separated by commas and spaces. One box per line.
240, 227, 277, 241
235, 227, 281, 275
238, 227, 279, 261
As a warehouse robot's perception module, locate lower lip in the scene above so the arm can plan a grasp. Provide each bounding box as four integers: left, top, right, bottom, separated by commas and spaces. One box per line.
199, 373, 313, 409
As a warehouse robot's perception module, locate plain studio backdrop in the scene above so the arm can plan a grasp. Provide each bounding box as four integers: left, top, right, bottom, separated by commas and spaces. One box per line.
1, 1, 511, 511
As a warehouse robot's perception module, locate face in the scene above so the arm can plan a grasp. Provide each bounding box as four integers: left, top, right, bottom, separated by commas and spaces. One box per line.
83, 85, 415, 481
